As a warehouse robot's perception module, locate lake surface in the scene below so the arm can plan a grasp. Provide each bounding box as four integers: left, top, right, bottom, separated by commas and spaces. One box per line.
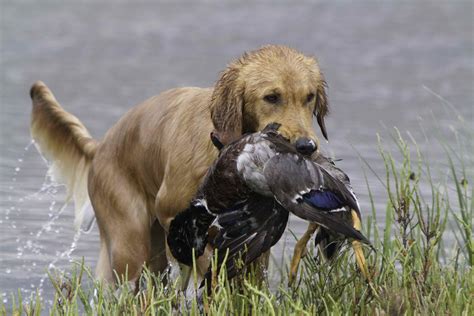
1, 0, 472, 308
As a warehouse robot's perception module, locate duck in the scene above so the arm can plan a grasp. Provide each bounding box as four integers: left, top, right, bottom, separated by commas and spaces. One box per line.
167, 123, 370, 287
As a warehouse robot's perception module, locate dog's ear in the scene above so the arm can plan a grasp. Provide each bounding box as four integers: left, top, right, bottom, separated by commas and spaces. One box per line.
210, 66, 244, 145
315, 78, 329, 141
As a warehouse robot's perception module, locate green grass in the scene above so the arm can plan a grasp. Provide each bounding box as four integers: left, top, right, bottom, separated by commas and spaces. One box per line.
2, 127, 473, 315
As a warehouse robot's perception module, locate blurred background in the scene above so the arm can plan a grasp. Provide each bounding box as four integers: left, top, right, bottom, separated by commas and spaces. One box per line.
1, 0, 472, 306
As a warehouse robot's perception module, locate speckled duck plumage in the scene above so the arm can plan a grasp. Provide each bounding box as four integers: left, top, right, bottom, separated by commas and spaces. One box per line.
167, 123, 370, 284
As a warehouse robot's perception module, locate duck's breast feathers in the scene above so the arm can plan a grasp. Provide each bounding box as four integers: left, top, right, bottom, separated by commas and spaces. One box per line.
234, 136, 277, 195
199, 132, 275, 211
199, 138, 250, 212
206, 129, 294, 198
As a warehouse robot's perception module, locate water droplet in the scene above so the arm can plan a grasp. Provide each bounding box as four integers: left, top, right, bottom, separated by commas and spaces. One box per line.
15, 167, 20, 172
5, 269, 11, 274
25, 140, 35, 150
18, 158, 23, 163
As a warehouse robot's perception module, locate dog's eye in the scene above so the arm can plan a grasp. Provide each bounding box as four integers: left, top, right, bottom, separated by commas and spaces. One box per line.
306, 93, 315, 103
264, 94, 280, 104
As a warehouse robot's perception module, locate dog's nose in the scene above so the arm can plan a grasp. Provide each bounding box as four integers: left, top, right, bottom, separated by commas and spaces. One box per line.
295, 137, 317, 155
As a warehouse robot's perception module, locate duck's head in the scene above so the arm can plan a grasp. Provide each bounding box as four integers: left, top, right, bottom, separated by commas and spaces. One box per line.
167, 203, 214, 266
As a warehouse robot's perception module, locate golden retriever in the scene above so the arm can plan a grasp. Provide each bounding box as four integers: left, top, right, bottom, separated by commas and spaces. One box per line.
29, 45, 330, 286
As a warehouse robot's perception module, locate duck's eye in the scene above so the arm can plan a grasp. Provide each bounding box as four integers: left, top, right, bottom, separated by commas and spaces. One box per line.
306, 93, 315, 103
264, 93, 280, 104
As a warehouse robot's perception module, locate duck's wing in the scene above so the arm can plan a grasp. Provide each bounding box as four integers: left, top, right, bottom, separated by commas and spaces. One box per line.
263, 153, 369, 244
204, 196, 289, 285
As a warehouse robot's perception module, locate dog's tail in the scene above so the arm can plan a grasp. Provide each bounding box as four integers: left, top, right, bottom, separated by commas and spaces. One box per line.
30, 81, 98, 231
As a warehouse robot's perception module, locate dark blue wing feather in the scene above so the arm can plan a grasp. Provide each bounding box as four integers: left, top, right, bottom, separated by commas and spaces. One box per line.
263, 154, 370, 244
302, 190, 344, 210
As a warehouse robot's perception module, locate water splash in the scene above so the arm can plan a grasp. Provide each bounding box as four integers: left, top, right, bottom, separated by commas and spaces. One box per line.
36, 231, 82, 297
35, 202, 68, 239
3, 142, 33, 217
2, 139, 87, 308
10, 140, 34, 177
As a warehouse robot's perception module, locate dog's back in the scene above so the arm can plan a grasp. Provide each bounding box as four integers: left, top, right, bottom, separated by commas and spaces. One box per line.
30, 82, 218, 283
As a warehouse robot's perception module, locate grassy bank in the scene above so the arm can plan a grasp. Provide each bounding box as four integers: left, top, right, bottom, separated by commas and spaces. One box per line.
2, 128, 473, 315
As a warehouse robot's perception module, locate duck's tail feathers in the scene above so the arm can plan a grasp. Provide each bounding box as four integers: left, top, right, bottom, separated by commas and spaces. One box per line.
314, 227, 344, 260
30, 81, 98, 231
283, 202, 371, 246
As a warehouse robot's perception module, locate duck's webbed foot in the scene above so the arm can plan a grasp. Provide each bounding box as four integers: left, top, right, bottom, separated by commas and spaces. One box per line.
288, 222, 318, 286
351, 210, 371, 281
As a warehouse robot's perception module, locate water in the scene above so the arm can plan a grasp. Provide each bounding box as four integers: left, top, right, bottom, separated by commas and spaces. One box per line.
1, 0, 472, 308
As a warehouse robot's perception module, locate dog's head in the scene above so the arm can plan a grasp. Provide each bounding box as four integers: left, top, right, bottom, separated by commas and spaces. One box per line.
210, 45, 328, 155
